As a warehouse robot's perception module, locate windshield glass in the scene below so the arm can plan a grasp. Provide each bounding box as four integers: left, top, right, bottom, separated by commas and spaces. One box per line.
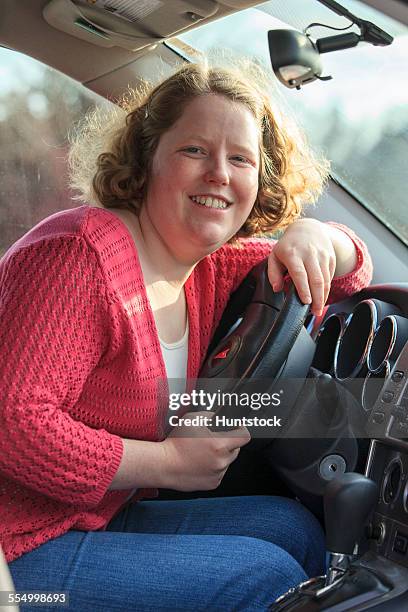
175, 0, 408, 245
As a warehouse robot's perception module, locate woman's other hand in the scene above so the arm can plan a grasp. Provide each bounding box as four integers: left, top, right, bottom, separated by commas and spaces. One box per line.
160, 412, 251, 492
267, 219, 357, 316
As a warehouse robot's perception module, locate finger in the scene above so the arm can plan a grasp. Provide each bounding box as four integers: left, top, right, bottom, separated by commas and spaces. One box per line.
323, 254, 336, 307
313, 253, 332, 309
328, 253, 336, 286
215, 428, 251, 450
267, 251, 287, 292
285, 257, 312, 305
328, 253, 336, 279
222, 435, 251, 451
304, 255, 326, 315
229, 448, 240, 463
212, 448, 240, 474
319, 249, 336, 309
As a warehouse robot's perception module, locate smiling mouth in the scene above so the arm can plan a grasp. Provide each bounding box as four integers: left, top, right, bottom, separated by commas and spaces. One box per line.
190, 195, 230, 209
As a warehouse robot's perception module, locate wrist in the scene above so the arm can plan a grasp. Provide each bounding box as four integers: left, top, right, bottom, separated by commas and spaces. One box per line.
110, 438, 171, 490
155, 439, 175, 489
325, 224, 358, 276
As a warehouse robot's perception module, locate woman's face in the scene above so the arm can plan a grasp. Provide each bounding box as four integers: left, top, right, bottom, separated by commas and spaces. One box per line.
142, 93, 260, 262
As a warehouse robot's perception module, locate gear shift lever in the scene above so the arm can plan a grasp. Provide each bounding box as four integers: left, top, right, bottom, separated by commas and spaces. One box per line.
324, 472, 378, 586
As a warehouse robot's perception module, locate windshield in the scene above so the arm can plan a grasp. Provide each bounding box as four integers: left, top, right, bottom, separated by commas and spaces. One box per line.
175, 0, 408, 245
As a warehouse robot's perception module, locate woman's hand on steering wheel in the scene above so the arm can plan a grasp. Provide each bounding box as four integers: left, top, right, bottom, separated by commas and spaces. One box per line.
267, 219, 337, 317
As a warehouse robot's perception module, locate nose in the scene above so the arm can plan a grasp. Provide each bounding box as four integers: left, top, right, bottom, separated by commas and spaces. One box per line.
204, 155, 230, 185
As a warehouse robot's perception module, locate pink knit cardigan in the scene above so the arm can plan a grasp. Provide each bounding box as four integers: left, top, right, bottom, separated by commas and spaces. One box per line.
0, 205, 372, 562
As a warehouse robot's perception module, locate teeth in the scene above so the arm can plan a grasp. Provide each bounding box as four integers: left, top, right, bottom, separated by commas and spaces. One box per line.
191, 196, 228, 209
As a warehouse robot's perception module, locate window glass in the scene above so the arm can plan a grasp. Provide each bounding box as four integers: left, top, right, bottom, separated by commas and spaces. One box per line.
176, 0, 408, 245
0, 48, 107, 256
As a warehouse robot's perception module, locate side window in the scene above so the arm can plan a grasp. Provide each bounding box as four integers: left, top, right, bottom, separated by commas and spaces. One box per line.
0, 48, 106, 256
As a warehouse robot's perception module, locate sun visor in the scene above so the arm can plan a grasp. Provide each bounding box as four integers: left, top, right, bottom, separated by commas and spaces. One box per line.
43, 0, 219, 51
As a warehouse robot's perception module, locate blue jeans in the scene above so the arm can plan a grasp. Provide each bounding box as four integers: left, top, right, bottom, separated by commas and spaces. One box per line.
9, 496, 325, 611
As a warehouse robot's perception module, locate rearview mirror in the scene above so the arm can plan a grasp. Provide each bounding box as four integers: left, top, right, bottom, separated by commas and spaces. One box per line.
268, 29, 323, 89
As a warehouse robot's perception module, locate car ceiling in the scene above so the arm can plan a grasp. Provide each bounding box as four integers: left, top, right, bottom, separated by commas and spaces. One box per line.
2, 0, 407, 100
0, 0, 267, 97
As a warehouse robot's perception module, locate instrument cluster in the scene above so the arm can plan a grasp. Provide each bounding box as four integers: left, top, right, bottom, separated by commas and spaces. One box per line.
311, 287, 408, 439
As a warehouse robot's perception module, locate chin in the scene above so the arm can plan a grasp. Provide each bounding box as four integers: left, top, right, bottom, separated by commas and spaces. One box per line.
186, 221, 236, 254
193, 231, 231, 251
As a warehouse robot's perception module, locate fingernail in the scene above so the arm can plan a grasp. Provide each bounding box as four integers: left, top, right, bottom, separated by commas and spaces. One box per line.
304, 295, 312, 304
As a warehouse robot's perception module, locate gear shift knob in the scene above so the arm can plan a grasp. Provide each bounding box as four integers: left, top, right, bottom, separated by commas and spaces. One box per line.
324, 472, 378, 586
324, 472, 378, 555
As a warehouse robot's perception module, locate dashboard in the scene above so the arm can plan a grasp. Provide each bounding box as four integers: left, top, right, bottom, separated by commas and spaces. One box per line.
311, 284, 408, 435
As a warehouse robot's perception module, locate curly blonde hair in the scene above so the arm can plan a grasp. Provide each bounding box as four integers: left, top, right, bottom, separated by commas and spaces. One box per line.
69, 61, 329, 240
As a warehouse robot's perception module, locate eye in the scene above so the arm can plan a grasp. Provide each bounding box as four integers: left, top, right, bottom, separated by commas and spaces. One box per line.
230, 155, 254, 166
181, 146, 205, 155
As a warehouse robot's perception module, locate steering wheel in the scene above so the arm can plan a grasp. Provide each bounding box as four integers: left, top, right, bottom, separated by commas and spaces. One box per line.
198, 257, 310, 397
197, 258, 360, 505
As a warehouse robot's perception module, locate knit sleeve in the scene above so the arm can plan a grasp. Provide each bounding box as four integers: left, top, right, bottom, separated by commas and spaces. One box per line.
326, 222, 373, 303
210, 238, 275, 294
0, 236, 123, 509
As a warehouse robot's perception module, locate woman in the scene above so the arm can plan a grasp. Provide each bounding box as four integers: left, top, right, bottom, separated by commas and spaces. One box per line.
0, 63, 372, 610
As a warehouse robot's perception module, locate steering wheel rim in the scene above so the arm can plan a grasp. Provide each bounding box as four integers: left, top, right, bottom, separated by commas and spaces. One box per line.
199, 258, 310, 386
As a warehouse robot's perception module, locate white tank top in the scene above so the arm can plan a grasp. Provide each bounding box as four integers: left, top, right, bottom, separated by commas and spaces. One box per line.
159, 320, 189, 394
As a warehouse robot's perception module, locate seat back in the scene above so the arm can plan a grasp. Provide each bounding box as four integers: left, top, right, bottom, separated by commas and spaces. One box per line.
0, 546, 19, 612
